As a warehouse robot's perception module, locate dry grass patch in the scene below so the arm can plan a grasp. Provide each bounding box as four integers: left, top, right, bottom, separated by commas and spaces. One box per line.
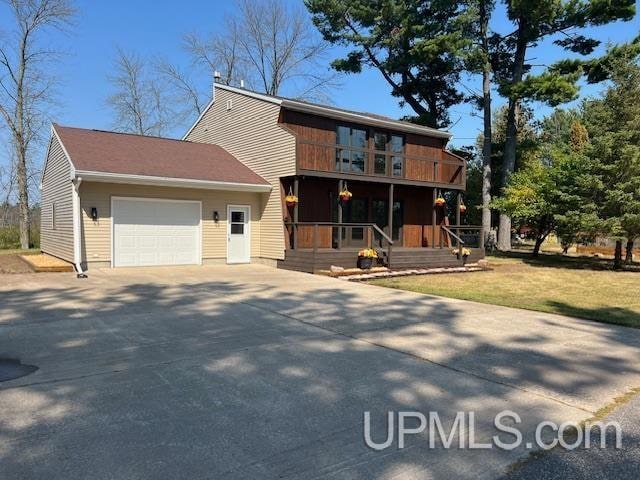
371, 254, 640, 328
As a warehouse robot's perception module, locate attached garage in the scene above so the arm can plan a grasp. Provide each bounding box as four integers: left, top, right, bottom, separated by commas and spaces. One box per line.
40, 125, 272, 273
112, 198, 201, 267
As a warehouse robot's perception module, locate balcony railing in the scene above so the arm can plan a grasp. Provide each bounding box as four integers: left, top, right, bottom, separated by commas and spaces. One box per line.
296, 140, 465, 186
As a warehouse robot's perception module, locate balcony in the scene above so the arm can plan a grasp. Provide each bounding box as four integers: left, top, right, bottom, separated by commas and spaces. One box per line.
295, 139, 465, 187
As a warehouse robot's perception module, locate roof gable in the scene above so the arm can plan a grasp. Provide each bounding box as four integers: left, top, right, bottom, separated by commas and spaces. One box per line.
189, 83, 452, 140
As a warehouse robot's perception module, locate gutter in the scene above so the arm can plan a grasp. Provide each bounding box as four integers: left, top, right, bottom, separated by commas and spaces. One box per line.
74, 170, 272, 193
71, 177, 87, 278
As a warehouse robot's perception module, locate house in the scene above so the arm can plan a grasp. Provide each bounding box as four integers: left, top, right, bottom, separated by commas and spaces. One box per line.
40, 83, 483, 274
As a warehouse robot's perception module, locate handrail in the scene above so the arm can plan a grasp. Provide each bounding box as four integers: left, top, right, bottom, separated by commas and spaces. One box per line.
442, 225, 486, 251
441, 225, 465, 246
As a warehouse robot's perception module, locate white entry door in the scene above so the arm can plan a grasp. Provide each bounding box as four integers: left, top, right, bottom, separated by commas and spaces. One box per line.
227, 205, 250, 264
112, 197, 201, 267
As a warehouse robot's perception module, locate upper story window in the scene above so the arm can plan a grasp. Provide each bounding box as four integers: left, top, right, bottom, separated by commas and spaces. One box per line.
335, 126, 368, 173
334, 126, 405, 177
373, 132, 404, 177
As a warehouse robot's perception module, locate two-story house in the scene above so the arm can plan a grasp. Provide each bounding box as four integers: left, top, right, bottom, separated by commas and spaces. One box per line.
40, 82, 482, 274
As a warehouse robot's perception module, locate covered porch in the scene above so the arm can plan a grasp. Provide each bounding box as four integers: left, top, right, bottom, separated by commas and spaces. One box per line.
279, 176, 484, 272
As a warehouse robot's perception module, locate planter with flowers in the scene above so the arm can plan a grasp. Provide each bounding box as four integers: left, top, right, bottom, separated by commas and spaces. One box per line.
357, 248, 378, 269
285, 187, 298, 208
339, 187, 353, 206
285, 194, 298, 208
452, 247, 471, 264
435, 196, 446, 207
459, 202, 467, 213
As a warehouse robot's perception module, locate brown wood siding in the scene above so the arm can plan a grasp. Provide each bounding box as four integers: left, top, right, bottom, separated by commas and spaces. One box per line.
40, 136, 74, 262
281, 109, 465, 187
185, 89, 296, 260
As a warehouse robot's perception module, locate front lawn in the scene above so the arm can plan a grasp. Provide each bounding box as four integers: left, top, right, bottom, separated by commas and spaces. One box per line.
371, 253, 640, 328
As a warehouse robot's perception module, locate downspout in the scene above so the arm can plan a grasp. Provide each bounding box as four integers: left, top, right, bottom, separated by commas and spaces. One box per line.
72, 177, 87, 278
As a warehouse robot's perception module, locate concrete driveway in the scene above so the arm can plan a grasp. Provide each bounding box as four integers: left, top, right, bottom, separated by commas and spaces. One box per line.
1, 265, 639, 479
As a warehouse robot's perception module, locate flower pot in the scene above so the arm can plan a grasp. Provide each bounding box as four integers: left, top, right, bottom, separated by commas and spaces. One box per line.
357, 256, 374, 269
286, 201, 297, 208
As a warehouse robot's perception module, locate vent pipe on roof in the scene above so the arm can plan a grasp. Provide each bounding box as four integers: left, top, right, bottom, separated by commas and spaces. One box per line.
240, 79, 245, 88
213, 71, 221, 101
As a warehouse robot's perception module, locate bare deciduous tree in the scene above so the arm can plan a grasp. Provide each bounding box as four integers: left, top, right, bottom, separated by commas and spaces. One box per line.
185, 0, 337, 101
183, 17, 248, 88
0, 0, 75, 249
154, 58, 206, 118
106, 48, 175, 137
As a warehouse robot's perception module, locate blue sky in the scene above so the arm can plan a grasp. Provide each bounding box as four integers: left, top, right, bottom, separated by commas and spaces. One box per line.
2, 0, 640, 172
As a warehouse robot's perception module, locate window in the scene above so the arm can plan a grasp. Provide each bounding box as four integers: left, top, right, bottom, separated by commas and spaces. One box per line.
374, 132, 387, 151
392, 156, 403, 177
390, 135, 404, 176
372, 131, 404, 176
374, 154, 387, 175
390, 134, 404, 153
230, 211, 244, 234
335, 126, 368, 173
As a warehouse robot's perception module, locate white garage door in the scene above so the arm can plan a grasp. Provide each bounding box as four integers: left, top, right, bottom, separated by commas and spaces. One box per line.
112, 198, 201, 267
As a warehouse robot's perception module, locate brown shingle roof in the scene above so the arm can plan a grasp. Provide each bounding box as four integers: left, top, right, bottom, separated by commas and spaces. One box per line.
54, 125, 269, 186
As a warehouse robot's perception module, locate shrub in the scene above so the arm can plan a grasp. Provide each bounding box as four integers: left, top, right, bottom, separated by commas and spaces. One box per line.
0, 225, 40, 249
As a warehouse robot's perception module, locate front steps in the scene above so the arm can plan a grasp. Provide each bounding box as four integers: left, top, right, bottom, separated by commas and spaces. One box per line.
277, 247, 485, 273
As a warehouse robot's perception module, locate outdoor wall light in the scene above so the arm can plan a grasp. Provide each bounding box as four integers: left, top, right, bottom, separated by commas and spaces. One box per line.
213, 211, 219, 223
91, 207, 98, 221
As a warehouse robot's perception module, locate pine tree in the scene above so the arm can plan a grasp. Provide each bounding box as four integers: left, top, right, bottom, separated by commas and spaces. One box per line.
305, 0, 471, 128
583, 51, 640, 269
494, 0, 636, 252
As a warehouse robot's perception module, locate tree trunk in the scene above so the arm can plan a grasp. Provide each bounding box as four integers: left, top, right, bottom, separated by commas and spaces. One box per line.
480, 0, 492, 247
625, 238, 634, 264
533, 236, 545, 257
497, 21, 528, 252
16, 147, 30, 249
614, 240, 623, 270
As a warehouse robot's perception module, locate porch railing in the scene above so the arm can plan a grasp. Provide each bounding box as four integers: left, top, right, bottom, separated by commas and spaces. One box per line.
285, 222, 394, 266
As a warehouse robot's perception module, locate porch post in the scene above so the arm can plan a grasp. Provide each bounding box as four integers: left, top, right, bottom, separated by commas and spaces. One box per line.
293, 177, 299, 249
388, 183, 394, 240
388, 183, 394, 268
432, 188, 437, 248
337, 179, 343, 249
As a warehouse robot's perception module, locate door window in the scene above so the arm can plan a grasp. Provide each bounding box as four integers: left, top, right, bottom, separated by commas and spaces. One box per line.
230, 211, 245, 234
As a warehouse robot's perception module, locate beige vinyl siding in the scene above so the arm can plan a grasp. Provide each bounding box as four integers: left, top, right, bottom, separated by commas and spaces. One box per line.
40, 136, 74, 262
79, 182, 263, 264
185, 89, 296, 260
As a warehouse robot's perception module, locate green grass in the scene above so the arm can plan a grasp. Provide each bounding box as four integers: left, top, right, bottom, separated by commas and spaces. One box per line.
371, 252, 640, 328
